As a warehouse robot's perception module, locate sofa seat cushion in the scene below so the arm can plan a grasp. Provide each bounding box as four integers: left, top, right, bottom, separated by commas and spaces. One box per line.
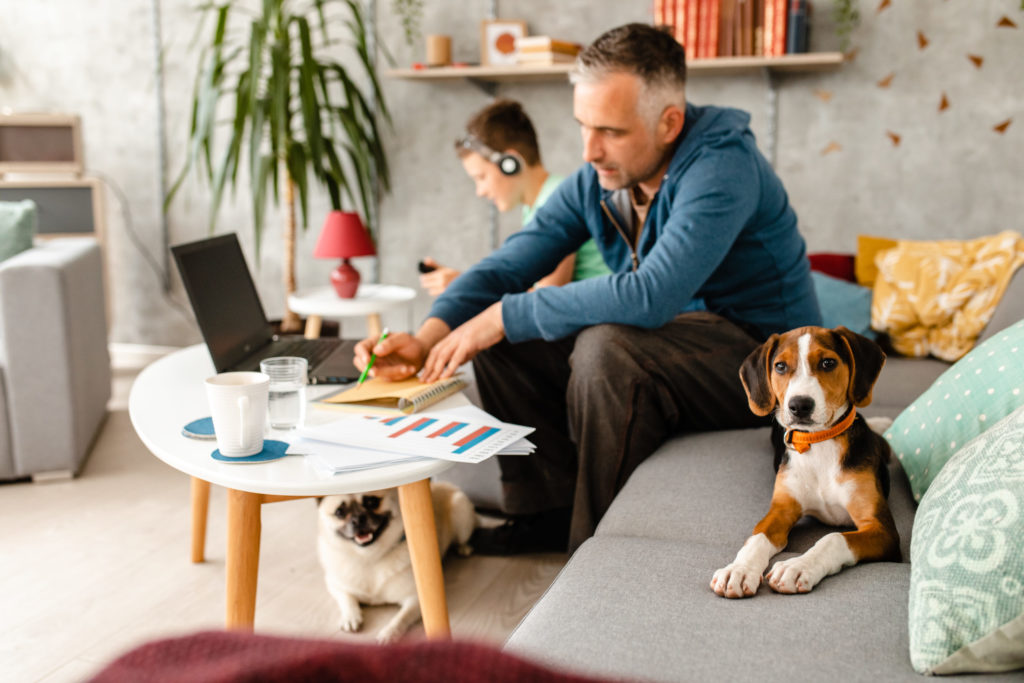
596, 427, 917, 562
509, 536, 923, 682
507, 536, 1024, 683
861, 355, 951, 417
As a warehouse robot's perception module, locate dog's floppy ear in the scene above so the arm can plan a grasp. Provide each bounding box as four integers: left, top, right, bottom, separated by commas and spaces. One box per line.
739, 334, 779, 416
833, 326, 886, 407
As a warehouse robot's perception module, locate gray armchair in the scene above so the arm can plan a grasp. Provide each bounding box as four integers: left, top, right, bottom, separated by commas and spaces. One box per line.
0, 238, 110, 480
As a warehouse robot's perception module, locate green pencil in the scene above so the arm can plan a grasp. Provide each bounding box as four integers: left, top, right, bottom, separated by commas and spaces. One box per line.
357, 327, 389, 386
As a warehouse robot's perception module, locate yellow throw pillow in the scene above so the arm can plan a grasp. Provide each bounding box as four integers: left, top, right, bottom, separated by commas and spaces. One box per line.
855, 234, 898, 288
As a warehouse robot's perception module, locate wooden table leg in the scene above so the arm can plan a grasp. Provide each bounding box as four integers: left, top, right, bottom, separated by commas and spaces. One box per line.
397, 479, 451, 638
367, 313, 382, 339
225, 488, 262, 630
190, 477, 211, 563
304, 314, 323, 339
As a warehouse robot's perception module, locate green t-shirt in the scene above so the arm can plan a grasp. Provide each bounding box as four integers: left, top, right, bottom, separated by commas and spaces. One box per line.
522, 174, 612, 282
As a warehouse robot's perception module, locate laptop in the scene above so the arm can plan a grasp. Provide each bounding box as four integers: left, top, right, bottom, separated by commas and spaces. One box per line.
172, 233, 360, 384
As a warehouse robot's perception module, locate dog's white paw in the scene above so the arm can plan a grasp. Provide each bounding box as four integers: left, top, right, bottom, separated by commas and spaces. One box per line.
766, 557, 823, 594
375, 623, 404, 644
337, 606, 364, 632
455, 542, 473, 557
710, 564, 762, 598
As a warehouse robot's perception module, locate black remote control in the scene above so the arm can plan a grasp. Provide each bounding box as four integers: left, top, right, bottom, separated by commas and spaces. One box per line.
418, 260, 437, 274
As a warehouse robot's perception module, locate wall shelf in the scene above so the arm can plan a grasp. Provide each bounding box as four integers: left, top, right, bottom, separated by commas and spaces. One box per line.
386, 52, 844, 84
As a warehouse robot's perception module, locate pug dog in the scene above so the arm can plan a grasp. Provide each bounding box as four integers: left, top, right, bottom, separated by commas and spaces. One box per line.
317, 482, 476, 642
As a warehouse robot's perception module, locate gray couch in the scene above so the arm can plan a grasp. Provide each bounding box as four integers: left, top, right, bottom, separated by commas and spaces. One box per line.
0, 238, 110, 481
450, 269, 1024, 681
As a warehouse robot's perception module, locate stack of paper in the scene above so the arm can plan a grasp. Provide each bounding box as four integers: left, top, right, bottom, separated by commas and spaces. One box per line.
287, 439, 431, 477
293, 404, 535, 474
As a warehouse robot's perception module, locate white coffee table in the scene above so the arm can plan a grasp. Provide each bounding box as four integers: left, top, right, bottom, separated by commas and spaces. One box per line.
128, 344, 455, 634
288, 284, 416, 339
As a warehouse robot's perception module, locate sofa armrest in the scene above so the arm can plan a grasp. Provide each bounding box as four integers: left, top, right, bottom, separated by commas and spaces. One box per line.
978, 265, 1024, 344
0, 238, 111, 477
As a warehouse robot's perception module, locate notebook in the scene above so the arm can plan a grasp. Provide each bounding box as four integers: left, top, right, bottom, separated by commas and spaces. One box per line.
171, 233, 361, 384
318, 375, 467, 414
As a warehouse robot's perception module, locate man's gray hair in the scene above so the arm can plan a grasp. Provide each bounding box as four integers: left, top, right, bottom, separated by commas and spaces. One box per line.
570, 23, 687, 127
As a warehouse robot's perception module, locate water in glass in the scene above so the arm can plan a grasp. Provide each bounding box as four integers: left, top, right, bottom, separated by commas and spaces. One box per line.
260, 357, 308, 430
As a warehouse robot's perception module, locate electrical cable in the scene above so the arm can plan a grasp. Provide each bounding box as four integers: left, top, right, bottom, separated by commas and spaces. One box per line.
85, 168, 192, 322
149, 0, 171, 292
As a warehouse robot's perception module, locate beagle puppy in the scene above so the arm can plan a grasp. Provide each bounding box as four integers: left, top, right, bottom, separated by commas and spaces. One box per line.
711, 326, 901, 598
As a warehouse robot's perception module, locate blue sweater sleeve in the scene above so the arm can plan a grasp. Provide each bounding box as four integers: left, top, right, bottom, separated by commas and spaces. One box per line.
502, 141, 762, 342
426, 176, 591, 330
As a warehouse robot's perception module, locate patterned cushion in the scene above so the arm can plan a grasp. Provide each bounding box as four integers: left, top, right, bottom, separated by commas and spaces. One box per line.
884, 318, 1024, 502
0, 200, 37, 262
908, 404, 1024, 674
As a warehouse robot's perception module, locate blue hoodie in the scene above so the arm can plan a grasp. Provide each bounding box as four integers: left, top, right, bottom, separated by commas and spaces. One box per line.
429, 103, 822, 342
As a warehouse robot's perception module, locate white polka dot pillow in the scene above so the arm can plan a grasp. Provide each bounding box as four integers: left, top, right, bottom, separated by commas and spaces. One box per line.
884, 318, 1024, 502
908, 404, 1024, 674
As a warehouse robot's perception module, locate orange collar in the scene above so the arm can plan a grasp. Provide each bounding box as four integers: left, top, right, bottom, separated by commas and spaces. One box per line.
784, 408, 857, 454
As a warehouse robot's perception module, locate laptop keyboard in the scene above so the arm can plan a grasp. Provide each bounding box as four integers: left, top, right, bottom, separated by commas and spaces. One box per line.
264, 338, 339, 367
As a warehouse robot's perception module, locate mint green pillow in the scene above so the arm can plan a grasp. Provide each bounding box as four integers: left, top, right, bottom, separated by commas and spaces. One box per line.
0, 199, 37, 262
908, 404, 1024, 674
884, 318, 1024, 501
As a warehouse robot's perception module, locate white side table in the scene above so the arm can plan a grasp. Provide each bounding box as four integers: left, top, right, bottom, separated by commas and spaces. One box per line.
128, 345, 455, 634
288, 284, 416, 339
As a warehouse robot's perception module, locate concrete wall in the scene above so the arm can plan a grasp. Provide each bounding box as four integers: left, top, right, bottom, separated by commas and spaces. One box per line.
1, 0, 1021, 346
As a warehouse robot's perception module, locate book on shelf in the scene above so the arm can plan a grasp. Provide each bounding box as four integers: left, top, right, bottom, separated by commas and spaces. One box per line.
786, 0, 809, 54
673, 0, 686, 48
719, 0, 736, 56
317, 375, 467, 415
516, 36, 582, 66
652, 0, 810, 60
517, 36, 582, 55
516, 51, 578, 65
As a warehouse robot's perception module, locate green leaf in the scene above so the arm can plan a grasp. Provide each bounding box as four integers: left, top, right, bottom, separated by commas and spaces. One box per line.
252, 153, 274, 261
167, 0, 390, 250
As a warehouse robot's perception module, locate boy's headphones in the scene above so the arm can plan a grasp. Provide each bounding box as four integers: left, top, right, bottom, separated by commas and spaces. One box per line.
456, 134, 523, 176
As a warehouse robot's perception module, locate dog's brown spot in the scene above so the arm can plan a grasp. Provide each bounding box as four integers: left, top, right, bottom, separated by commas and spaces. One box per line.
837, 469, 901, 562
753, 477, 804, 550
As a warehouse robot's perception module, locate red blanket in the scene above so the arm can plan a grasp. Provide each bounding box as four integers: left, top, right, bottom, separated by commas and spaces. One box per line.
88, 630, 630, 683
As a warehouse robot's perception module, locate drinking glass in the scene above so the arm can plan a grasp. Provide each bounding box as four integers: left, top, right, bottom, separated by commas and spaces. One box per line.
259, 357, 308, 429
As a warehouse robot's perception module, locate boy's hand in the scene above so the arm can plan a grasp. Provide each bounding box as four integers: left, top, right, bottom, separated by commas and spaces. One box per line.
419, 257, 461, 296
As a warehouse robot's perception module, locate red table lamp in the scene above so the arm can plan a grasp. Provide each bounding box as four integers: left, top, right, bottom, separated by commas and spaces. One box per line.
313, 211, 376, 298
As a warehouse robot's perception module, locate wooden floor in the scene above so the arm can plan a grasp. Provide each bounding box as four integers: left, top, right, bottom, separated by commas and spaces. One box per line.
0, 347, 567, 682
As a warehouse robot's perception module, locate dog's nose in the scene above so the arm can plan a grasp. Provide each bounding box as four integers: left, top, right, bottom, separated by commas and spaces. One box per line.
788, 396, 815, 419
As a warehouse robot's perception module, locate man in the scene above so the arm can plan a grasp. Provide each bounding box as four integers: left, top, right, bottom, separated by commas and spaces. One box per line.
357, 23, 821, 555
420, 98, 610, 296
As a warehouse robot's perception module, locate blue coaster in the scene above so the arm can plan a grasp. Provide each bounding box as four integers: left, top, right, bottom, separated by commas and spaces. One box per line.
183, 417, 216, 440
211, 439, 291, 463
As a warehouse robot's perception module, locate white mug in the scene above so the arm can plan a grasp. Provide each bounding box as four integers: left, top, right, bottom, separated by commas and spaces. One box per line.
205, 371, 269, 457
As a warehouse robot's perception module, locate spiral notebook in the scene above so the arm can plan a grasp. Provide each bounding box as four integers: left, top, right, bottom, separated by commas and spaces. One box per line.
317, 375, 467, 415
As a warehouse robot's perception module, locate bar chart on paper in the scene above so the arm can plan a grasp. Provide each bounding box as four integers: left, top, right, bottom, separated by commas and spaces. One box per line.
298, 406, 535, 463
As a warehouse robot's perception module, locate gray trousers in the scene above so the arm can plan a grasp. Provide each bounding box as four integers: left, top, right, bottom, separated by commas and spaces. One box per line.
473, 312, 768, 552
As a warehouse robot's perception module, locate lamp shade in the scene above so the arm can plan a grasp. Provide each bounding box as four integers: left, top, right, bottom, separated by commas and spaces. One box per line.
313, 211, 376, 259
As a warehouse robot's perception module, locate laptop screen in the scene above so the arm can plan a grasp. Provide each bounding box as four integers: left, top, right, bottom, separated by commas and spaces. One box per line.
171, 233, 273, 372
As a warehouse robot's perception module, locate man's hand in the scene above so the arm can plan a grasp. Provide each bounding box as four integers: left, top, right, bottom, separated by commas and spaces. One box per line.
418, 257, 461, 296
353, 331, 427, 381
421, 302, 505, 382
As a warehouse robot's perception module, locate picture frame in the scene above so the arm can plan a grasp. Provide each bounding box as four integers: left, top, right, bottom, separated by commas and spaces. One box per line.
0, 113, 84, 175
480, 19, 527, 66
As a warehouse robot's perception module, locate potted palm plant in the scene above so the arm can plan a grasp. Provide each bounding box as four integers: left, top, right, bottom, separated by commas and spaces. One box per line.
169, 0, 390, 331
